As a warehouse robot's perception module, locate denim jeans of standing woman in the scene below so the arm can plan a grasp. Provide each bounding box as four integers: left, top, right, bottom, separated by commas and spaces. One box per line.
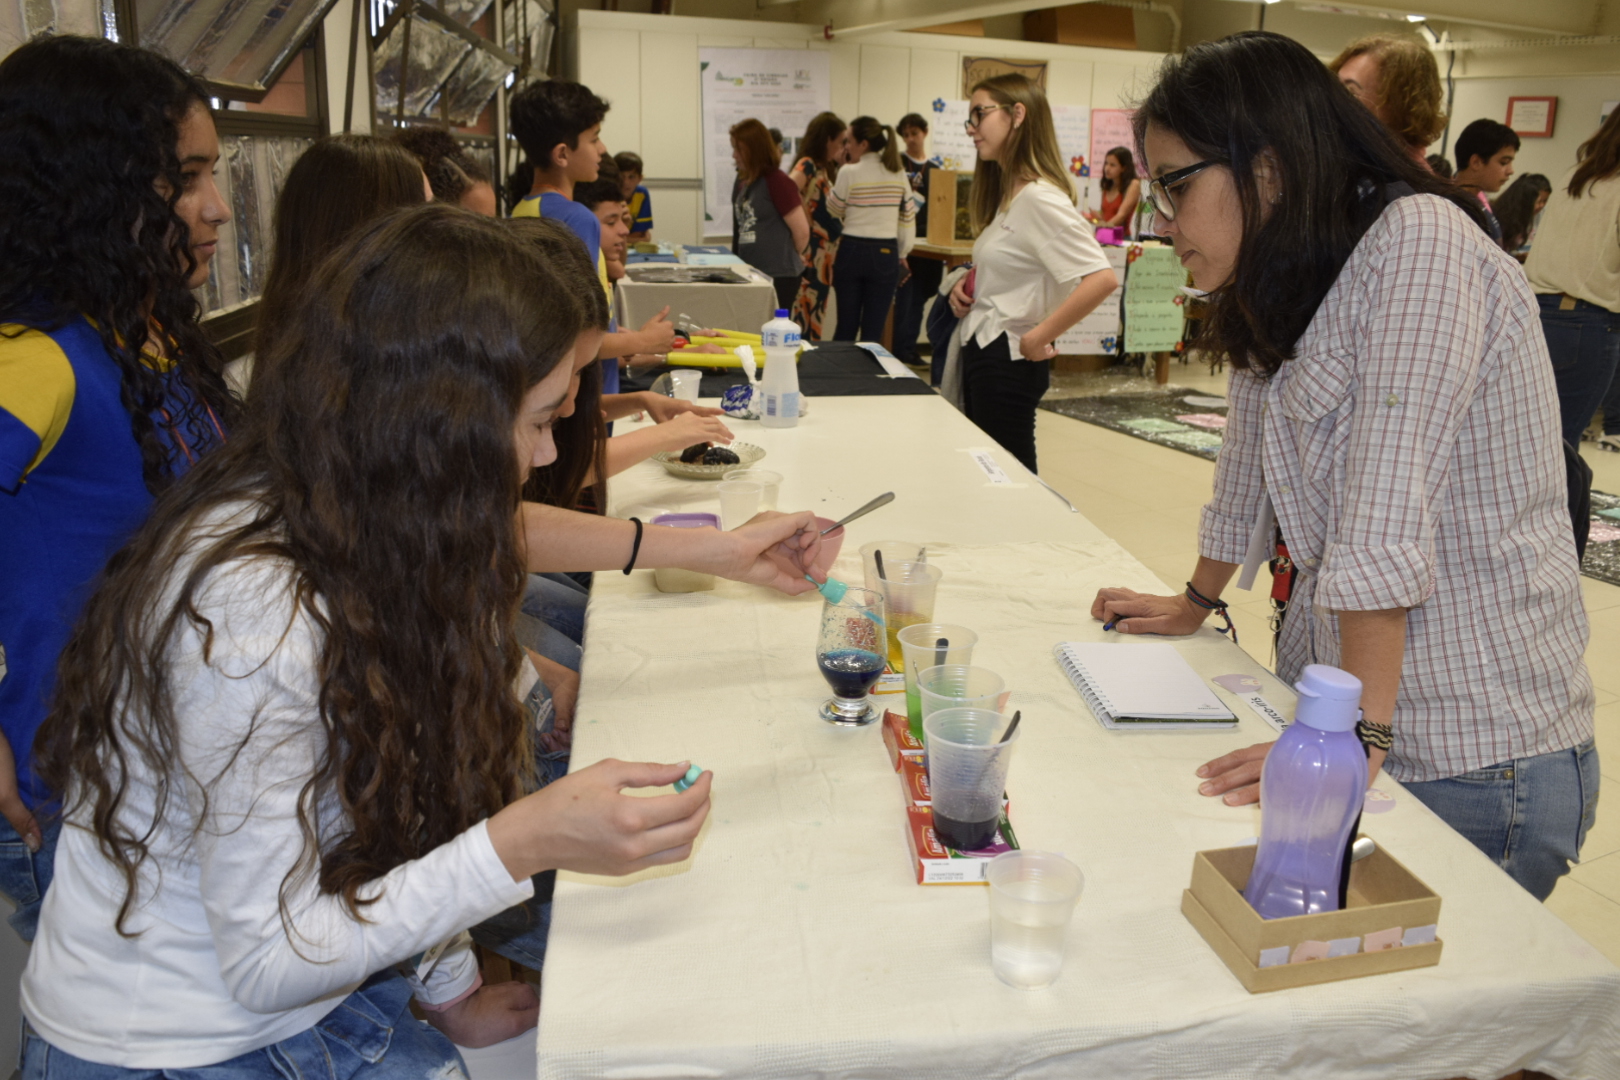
1539, 293, 1620, 447
833, 236, 900, 342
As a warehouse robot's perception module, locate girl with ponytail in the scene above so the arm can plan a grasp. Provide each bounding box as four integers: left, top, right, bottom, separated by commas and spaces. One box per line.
827, 115, 917, 341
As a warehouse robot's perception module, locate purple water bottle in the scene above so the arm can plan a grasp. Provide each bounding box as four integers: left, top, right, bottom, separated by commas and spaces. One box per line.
1243, 665, 1368, 919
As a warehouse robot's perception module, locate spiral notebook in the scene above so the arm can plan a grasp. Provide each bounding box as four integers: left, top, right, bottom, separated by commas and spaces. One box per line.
1053, 642, 1237, 731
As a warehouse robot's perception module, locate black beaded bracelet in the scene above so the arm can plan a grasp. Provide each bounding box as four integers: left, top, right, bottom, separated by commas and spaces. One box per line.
1184, 581, 1238, 645
1356, 719, 1394, 752
623, 517, 644, 575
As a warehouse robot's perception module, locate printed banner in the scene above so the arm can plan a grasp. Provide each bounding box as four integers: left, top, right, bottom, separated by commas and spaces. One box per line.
698, 48, 831, 238
1122, 244, 1188, 353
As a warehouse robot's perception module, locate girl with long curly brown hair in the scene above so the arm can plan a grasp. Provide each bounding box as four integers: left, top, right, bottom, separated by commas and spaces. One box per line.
22, 205, 713, 1069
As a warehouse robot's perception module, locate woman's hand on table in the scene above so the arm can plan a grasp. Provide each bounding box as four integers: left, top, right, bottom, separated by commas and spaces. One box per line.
1197, 743, 1387, 806
1018, 330, 1057, 362
720, 511, 824, 595
488, 759, 712, 881
1090, 587, 1208, 636
653, 412, 734, 452
423, 981, 539, 1047
947, 276, 974, 318
641, 394, 725, 423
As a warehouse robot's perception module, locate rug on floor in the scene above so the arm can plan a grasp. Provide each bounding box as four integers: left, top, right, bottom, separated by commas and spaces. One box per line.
1037, 377, 1620, 588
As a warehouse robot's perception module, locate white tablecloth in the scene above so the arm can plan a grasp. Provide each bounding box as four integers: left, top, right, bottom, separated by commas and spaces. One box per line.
536, 396, 1620, 1080
617, 266, 778, 336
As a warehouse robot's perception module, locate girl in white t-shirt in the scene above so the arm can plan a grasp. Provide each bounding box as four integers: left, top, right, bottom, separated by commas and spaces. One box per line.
22, 206, 713, 1075
947, 74, 1118, 474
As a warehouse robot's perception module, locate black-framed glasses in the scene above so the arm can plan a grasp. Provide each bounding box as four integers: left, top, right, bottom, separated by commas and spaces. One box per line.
963, 104, 1009, 133
1145, 159, 1219, 222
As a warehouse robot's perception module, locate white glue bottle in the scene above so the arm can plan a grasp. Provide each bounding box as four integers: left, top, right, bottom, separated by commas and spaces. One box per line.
759, 309, 801, 429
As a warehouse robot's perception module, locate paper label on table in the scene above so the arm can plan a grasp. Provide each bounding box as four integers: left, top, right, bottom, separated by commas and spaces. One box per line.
1363, 927, 1403, 952
1258, 945, 1291, 969
1290, 940, 1331, 964
1402, 924, 1438, 947
1327, 937, 1361, 959
853, 341, 921, 379
963, 447, 1015, 485
1212, 675, 1290, 732
1364, 787, 1396, 813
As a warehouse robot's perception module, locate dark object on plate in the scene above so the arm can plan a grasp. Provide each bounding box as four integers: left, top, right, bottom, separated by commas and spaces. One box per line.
679, 442, 711, 463
701, 446, 740, 466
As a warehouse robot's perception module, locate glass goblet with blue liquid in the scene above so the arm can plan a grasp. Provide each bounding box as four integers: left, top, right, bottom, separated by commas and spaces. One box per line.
817, 587, 887, 726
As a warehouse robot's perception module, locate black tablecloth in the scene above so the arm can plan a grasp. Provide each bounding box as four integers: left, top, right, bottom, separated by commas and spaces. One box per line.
623, 342, 937, 399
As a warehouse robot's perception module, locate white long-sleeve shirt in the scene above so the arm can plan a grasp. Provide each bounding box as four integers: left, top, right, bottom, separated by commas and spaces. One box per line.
827, 151, 916, 257
21, 502, 534, 1066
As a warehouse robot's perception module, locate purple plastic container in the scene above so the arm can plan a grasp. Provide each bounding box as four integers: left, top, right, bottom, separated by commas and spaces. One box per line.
1243, 664, 1368, 920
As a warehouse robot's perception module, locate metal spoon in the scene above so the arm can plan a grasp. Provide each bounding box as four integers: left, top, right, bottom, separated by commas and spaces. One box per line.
820, 491, 895, 535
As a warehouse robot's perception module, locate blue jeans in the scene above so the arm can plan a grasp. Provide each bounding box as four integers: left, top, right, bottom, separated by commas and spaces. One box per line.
1539, 293, 1620, 447
22, 972, 463, 1080
519, 572, 587, 672
0, 812, 61, 942
1403, 738, 1600, 901
833, 237, 901, 343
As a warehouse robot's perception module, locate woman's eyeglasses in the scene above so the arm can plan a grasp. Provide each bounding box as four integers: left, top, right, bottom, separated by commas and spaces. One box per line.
1145, 159, 1219, 222
963, 104, 1009, 133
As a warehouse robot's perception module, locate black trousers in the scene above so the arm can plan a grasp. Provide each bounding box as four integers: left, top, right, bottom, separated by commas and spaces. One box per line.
961, 333, 1049, 475
891, 256, 944, 365
833, 236, 900, 342
772, 275, 800, 312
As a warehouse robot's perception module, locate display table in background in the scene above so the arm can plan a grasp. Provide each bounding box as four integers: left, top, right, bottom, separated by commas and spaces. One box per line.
529, 395, 1620, 1080
625, 342, 937, 400
616, 262, 778, 334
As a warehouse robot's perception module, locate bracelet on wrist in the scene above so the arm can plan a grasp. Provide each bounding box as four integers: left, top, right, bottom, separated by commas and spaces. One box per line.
1183, 582, 1238, 645
1355, 718, 1394, 752
622, 517, 644, 575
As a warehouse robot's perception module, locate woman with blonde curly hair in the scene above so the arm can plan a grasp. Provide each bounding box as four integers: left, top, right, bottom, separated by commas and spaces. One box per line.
1330, 34, 1446, 162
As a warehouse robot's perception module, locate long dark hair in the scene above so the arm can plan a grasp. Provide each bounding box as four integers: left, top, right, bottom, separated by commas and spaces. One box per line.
256, 135, 426, 359
0, 34, 238, 493
1492, 172, 1550, 252
39, 206, 584, 934
798, 112, 847, 178
504, 217, 611, 512
1134, 32, 1485, 377
1101, 146, 1136, 192
1569, 106, 1620, 198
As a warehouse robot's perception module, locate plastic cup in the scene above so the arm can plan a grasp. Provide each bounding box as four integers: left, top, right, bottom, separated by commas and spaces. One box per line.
723, 468, 783, 511
985, 851, 1084, 990
923, 707, 1019, 852
871, 562, 942, 670
716, 480, 762, 531
859, 541, 927, 594
917, 665, 1006, 731
898, 623, 978, 740
669, 369, 703, 402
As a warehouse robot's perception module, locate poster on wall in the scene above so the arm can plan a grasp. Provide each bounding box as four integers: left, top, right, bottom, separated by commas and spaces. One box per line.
1122, 245, 1188, 353
1506, 96, 1557, 137
1088, 108, 1143, 211
698, 48, 831, 238
1051, 103, 1090, 198
1055, 244, 1128, 355
961, 56, 1048, 97
929, 100, 975, 172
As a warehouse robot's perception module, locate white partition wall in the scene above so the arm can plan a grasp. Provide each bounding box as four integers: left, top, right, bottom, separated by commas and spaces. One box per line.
569, 10, 1165, 244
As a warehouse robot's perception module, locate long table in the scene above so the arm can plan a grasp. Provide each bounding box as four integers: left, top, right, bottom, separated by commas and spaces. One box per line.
535, 395, 1620, 1080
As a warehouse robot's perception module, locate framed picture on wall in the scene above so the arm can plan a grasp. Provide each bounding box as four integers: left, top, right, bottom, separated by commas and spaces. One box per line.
1506, 97, 1557, 138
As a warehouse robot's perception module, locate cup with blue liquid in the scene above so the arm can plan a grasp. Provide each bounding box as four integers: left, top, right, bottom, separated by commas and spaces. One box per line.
816, 587, 887, 726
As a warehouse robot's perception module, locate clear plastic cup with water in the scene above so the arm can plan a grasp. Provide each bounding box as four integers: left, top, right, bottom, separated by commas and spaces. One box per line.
858, 541, 926, 593
872, 562, 943, 670
716, 480, 762, 531
985, 850, 1084, 990
922, 706, 1018, 852
722, 468, 783, 510
898, 624, 978, 739
669, 369, 703, 402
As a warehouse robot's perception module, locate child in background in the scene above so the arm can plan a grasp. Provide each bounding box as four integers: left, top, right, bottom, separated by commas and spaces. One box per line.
616, 151, 653, 241
394, 126, 498, 214
1453, 118, 1520, 245
508, 80, 675, 397
578, 158, 631, 281
892, 112, 940, 371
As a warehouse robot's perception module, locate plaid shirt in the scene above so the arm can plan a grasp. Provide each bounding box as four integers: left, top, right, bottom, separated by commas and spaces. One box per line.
1201, 195, 1594, 782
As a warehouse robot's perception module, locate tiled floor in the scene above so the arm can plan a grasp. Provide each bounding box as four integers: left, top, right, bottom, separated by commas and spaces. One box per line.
1033, 358, 1620, 966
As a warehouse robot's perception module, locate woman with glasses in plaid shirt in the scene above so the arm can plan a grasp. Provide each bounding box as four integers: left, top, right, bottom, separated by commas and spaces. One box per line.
1091, 32, 1597, 902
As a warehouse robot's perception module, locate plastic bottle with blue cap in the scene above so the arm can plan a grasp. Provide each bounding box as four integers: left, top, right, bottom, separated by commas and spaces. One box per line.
1243, 664, 1369, 919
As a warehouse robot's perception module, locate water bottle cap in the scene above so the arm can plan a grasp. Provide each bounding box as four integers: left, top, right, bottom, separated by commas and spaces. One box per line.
1292, 664, 1362, 732
774, 309, 789, 317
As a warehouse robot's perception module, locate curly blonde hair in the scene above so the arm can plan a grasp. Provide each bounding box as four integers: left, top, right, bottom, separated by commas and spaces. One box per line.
1329, 34, 1446, 149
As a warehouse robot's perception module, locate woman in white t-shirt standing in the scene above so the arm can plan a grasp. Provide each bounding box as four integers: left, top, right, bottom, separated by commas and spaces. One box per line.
947, 75, 1118, 474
